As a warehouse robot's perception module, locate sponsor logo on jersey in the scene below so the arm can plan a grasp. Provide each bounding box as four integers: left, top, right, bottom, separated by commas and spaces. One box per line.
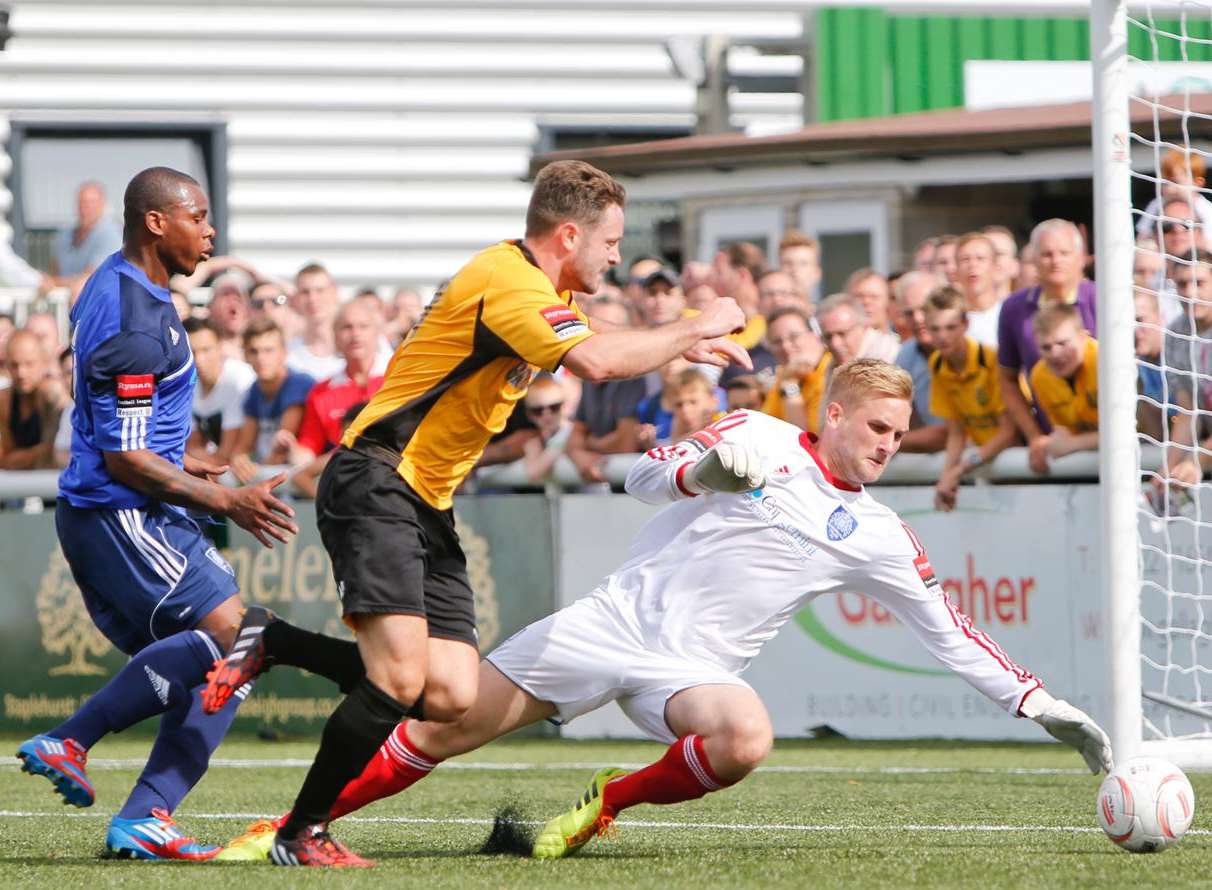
205, 546, 235, 576
115, 374, 154, 418
742, 490, 819, 560
169, 326, 180, 346
826, 505, 858, 541
913, 553, 939, 590
540, 305, 588, 341
506, 360, 532, 389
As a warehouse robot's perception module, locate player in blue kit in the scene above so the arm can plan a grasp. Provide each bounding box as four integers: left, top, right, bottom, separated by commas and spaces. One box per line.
16, 167, 365, 860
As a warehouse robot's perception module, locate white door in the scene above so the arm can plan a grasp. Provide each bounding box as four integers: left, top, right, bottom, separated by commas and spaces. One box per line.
797, 200, 889, 296
697, 204, 783, 263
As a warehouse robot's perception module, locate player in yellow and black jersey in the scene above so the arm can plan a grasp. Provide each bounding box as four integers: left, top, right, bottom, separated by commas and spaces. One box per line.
345, 239, 592, 510
924, 287, 1021, 514
236, 160, 752, 866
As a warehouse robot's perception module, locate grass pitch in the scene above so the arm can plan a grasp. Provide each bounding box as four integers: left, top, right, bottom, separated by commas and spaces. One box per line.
1, 733, 1209, 889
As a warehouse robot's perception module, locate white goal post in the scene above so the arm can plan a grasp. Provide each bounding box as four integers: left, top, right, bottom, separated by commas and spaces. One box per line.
1091, 0, 1147, 766
1092, 0, 1212, 768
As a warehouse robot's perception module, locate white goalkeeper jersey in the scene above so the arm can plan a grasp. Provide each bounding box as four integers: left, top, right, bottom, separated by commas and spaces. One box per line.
607, 409, 1042, 717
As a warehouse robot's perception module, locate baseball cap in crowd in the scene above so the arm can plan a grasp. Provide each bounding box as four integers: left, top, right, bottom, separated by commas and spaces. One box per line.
643, 267, 680, 289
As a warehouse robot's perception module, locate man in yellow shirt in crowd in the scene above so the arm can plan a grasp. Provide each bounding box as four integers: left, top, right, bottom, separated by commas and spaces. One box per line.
711, 241, 769, 350
761, 306, 830, 433
1027, 303, 1099, 472
926, 287, 1020, 512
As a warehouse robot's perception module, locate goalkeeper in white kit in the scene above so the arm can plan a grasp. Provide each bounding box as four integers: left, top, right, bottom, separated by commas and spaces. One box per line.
221, 358, 1112, 863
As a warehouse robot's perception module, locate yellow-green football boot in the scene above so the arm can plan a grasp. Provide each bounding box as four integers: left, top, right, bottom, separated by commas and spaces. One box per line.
214, 818, 279, 861
532, 767, 629, 859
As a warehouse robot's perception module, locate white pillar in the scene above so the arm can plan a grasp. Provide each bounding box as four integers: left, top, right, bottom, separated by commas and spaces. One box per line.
1091, 0, 1141, 763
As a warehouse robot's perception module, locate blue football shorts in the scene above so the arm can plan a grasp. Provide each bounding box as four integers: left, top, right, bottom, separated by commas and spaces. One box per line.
55, 499, 239, 656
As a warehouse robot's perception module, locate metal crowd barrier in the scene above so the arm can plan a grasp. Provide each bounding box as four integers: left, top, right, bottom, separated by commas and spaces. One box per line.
473, 445, 1166, 491
0, 446, 1166, 501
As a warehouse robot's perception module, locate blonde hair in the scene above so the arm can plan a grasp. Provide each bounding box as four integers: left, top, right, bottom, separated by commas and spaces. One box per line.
1031, 302, 1083, 338
826, 358, 913, 408
779, 230, 819, 253
665, 367, 714, 399
956, 231, 995, 254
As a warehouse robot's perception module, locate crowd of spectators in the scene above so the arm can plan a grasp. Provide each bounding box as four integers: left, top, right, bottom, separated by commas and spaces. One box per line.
5, 153, 1212, 512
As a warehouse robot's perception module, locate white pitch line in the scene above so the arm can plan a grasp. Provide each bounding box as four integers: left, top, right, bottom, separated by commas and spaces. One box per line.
0, 810, 1206, 837
0, 757, 1091, 776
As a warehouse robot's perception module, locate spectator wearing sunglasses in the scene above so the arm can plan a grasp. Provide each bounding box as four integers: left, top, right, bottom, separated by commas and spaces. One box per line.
519, 374, 574, 483
1137, 149, 1212, 250
250, 282, 303, 342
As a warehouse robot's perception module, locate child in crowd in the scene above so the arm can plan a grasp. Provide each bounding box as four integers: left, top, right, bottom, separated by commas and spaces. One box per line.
1027, 303, 1099, 471
666, 368, 724, 444
925, 287, 1019, 512
230, 319, 314, 484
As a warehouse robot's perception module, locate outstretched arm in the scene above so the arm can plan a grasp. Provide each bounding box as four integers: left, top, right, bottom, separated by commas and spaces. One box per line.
861, 522, 1112, 773
564, 298, 750, 382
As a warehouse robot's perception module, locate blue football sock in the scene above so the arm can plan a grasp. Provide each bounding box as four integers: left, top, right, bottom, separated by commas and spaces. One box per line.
49, 630, 219, 749
118, 678, 250, 819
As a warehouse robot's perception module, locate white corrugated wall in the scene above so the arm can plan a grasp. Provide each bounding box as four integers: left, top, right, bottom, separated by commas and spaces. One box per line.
0, 0, 806, 289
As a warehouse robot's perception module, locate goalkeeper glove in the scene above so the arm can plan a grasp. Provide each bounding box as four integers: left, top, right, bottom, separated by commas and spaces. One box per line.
683, 442, 766, 495
1020, 689, 1113, 774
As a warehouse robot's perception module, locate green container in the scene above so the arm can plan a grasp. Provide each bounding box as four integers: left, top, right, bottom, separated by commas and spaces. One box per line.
816, 7, 1212, 122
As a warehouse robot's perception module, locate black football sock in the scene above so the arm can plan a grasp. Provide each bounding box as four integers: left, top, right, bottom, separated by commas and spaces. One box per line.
262, 619, 365, 693
279, 678, 409, 839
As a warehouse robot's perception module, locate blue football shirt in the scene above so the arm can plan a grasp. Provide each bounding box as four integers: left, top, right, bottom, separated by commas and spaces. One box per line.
243, 368, 314, 461
59, 251, 196, 508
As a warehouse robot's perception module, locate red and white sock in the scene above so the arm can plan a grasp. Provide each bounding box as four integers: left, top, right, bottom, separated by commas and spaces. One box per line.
602, 734, 731, 815
328, 721, 440, 821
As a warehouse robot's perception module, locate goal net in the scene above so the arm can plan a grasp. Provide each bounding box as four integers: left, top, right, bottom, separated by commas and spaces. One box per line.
1107, 0, 1212, 766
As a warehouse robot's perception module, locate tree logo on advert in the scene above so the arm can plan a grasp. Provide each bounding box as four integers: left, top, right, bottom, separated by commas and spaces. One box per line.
454, 511, 500, 652
36, 547, 113, 676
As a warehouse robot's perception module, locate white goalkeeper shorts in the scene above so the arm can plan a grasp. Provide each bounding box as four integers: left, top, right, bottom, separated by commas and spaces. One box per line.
485, 589, 751, 745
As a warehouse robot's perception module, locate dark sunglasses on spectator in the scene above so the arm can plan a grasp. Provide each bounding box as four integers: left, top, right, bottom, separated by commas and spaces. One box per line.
527, 402, 564, 416
251, 293, 290, 310
1163, 220, 1197, 234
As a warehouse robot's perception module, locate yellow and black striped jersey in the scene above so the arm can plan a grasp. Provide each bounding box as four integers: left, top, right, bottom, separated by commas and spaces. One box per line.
343, 240, 594, 509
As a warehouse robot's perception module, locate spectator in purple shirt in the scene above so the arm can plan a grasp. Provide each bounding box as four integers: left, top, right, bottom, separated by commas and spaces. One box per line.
996, 219, 1096, 473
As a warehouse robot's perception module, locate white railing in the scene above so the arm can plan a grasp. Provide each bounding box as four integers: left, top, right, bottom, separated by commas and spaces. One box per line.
0, 446, 1160, 501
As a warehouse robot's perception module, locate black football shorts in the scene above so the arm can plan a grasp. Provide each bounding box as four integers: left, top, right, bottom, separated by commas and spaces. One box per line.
315, 444, 477, 647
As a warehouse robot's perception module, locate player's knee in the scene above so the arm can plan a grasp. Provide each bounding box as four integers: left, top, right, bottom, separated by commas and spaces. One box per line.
420, 682, 476, 724
721, 717, 773, 772
367, 668, 425, 709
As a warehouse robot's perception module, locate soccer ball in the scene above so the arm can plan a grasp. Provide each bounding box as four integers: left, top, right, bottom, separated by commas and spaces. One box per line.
1096, 756, 1195, 853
